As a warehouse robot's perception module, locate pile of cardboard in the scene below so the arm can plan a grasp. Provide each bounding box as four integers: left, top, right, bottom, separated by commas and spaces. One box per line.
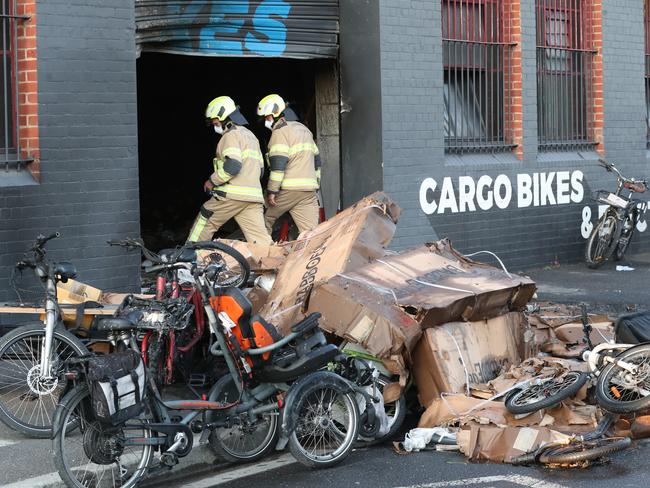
527, 302, 614, 358
234, 193, 536, 391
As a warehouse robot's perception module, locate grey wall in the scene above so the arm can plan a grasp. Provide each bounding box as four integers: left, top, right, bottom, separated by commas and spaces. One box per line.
339, 0, 383, 207
0, 0, 140, 307
378, 0, 650, 270
379, 0, 441, 247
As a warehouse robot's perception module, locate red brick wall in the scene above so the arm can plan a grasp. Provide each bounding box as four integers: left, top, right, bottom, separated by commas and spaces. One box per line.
503, 0, 523, 159
587, 0, 604, 154
16, 0, 39, 178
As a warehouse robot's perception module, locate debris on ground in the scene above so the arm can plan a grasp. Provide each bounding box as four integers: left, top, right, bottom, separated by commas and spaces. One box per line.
43, 192, 638, 468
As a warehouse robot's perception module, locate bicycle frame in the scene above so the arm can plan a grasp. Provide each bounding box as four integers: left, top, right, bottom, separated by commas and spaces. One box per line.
583, 342, 639, 376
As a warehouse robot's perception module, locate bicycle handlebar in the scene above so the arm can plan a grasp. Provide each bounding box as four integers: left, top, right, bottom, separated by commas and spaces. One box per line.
599, 158, 646, 185
15, 232, 61, 270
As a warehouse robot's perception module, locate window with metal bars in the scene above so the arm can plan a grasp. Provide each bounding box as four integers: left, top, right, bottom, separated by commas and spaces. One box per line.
536, 0, 594, 150
442, 0, 512, 153
0, 0, 28, 165
643, 0, 650, 148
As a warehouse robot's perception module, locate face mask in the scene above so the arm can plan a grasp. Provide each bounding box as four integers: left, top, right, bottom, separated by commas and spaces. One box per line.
213, 125, 224, 135
265, 119, 274, 131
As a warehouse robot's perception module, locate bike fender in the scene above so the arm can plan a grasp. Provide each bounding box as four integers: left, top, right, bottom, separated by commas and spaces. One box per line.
276, 371, 354, 450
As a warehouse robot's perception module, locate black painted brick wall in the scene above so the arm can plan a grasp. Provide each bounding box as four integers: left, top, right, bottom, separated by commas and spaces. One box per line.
379, 0, 650, 270
0, 0, 140, 310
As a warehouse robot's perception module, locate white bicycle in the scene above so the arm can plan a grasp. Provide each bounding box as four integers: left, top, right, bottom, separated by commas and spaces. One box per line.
0, 233, 88, 437
506, 305, 650, 415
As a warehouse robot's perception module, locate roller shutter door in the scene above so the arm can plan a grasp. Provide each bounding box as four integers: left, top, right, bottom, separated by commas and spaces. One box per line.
136, 1, 339, 59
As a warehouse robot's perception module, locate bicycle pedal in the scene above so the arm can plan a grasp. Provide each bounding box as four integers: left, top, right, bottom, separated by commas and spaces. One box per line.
161, 452, 179, 467
189, 374, 208, 387
199, 428, 212, 445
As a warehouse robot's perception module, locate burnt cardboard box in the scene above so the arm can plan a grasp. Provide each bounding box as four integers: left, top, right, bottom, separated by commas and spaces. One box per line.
412, 312, 525, 407
342, 239, 536, 328
260, 192, 400, 335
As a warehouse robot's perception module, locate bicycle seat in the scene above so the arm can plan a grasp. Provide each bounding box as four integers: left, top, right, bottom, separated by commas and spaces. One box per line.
625, 181, 646, 193
95, 317, 137, 332
53, 262, 77, 282
256, 344, 339, 383
159, 248, 197, 264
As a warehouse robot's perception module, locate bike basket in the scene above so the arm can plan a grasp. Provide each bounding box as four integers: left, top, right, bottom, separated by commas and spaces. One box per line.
86, 350, 146, 425
593, 190, 628, 209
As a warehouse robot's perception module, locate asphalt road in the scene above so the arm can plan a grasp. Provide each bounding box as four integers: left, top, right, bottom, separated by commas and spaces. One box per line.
167, 438, 649, 488
524, 252, 650, 313
2, 252, 650, 487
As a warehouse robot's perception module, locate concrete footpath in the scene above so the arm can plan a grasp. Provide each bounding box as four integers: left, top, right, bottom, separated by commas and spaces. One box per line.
524, 251, 650, 314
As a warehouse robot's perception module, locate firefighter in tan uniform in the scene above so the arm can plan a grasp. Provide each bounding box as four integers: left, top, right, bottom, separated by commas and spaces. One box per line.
257, 94, 321, 235
187, 96, 272, 245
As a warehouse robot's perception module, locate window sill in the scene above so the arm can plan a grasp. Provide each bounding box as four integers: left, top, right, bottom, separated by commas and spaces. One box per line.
0, 159, 38, 187
444, 150, 520, 167
0, 170, 38, 186
536, 149, 601, 163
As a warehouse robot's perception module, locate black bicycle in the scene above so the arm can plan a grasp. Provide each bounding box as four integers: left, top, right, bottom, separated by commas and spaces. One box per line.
585, 159, 647, 268
52, 243, 361, 488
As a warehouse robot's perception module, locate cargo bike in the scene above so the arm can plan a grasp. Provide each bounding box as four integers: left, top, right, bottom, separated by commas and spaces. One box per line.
51, 241, 364, 488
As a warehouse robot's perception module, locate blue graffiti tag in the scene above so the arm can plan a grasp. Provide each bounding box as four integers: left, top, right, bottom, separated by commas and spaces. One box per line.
245, 1, 291, 56
166, 1, 291, 56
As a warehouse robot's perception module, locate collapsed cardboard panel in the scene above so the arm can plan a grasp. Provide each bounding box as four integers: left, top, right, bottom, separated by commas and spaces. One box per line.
215, 239, 289, 272
412, 312, 524, 407
260, 192, 401, 335
308, 277, 421, 361
342, 239, 536, 328
459, 425, 571, 463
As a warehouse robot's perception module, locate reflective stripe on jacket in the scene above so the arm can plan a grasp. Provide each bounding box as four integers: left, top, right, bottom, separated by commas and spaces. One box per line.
267, 121, 320, 193
210, 125, 264, 203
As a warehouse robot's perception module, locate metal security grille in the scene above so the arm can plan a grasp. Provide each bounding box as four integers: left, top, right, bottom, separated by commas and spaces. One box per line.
536, 0, 594, 150
442, 0, 513, 153
0, 0, 27, 165
645, 0, 650, 146
135, 1, 339, 59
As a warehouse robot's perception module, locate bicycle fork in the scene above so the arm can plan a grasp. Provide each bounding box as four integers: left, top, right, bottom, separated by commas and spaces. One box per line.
38, 277, 58, 379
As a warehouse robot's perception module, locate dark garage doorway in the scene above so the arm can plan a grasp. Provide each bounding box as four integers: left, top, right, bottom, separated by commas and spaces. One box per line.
136, 53, 330, 250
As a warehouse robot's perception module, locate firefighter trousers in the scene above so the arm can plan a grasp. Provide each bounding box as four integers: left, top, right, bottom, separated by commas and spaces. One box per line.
264, 190, 319, 236
187, 197, 272, 245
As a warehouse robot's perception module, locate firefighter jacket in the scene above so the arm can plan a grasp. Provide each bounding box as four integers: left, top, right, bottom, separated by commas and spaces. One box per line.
267, 120, 321, 193
209, 125, 265, 203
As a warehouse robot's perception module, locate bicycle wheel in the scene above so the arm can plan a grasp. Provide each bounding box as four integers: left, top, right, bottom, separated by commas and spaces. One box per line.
614, 224, 634, 261
52, 384, 154, 488
585, 212, 621, 269
358, 375, 406, 445
596, 343, 650, 413
208, 375, 279, 463
197, 241, 250, 289
505, 372, 588, 414
539, 437, 631, 465
288, 378, 360, 468
0, 323, 87, 438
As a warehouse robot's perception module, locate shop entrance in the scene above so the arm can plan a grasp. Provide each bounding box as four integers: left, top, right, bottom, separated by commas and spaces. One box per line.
137, 53, 339, 250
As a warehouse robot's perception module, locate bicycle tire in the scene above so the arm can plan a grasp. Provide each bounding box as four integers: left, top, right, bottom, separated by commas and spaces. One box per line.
539, 437, 631, 465
358, 375, 406, 446
288, 377, 360, 468
614, 225, 634, 261
585, 212, 621, 269
505, 372, 588, 415
0, 323, 88, 438
52, 384, 154, 488
197, 241, 250, 289
596, 343, 650, 413
208, 375, 279, 464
